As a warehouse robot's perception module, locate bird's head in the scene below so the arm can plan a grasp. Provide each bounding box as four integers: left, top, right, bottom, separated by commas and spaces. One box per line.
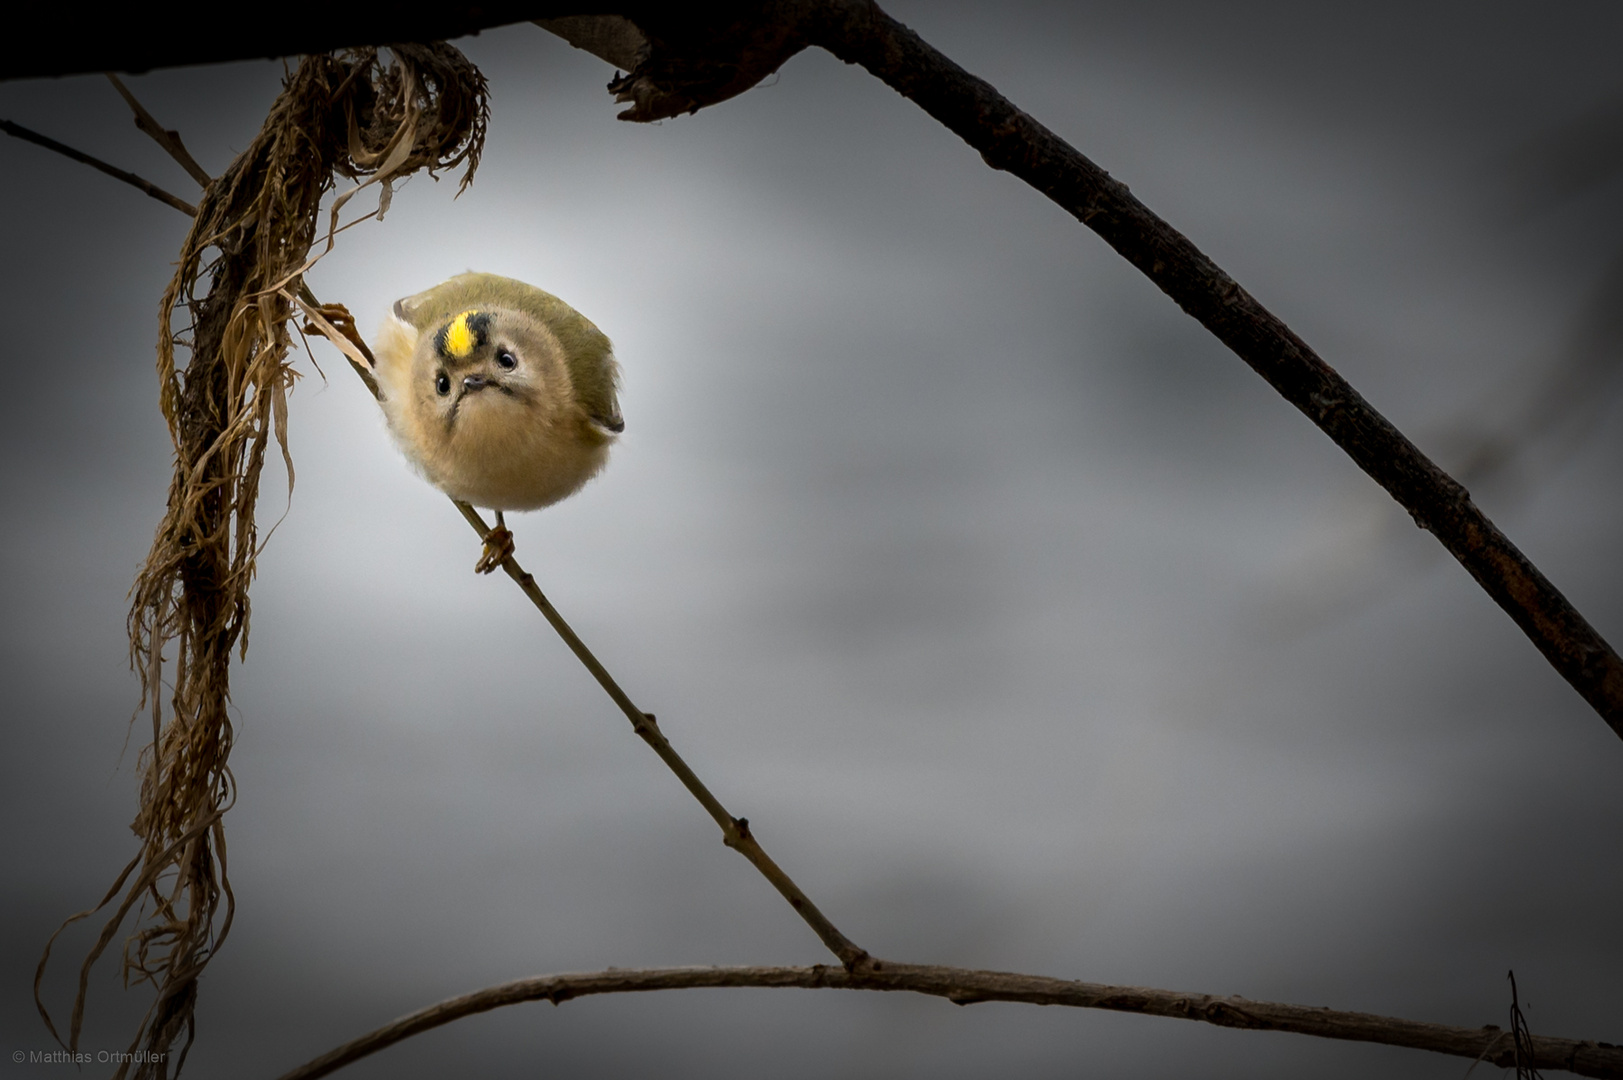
411, 307, 572, 438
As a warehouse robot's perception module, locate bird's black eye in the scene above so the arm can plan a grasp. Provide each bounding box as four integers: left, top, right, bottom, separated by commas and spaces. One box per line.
435, 372, 451, 396
496, 348, 517, 371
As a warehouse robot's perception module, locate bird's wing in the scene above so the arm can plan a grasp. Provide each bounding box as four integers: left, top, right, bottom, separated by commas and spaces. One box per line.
506, 281, 623, 433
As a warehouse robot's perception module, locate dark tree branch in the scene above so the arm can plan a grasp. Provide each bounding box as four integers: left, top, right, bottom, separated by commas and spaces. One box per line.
0, 5, 562, 80
0, 118, 198, 215
539, 1, 1623, 735
272, 963, 1623, 1080
534, 15, 647, 70
784, 2, 1623, 736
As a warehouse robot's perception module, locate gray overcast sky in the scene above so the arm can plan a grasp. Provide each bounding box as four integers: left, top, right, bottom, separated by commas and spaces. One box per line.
3, 4, 1621, 1077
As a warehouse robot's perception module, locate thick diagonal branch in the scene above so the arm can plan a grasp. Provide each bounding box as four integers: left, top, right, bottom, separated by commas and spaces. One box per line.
548, 0, 1623, 734
793, 2, 1623, 736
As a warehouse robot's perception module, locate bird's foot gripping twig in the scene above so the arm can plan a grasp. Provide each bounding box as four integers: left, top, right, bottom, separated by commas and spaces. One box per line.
475, 511, 515, 574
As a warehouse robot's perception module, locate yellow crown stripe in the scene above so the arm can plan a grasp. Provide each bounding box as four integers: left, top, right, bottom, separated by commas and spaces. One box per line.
443, 310, 481, 359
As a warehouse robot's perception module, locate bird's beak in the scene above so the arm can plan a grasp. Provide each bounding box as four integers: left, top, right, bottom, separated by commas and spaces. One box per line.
462, 373, 491, 392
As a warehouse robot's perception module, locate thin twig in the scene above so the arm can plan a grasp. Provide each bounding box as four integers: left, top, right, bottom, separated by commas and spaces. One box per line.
0, 118, 197, 215
296, 295, 868, 968
271, 963, 1623, 1080
803, 0, 1623, 736
451, 501, 871, 970
105, 74, 214, 187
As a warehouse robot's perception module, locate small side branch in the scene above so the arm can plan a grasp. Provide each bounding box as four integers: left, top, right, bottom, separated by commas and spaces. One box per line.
0, 118, 197, 216
105, 74, 214, 187
272, 963, 1623, 1080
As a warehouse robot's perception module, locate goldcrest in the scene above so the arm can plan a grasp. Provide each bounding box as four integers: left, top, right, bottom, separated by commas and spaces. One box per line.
373, 272, 623, 571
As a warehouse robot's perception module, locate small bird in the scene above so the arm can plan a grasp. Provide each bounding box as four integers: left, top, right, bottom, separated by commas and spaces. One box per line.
373, 272, 623, 573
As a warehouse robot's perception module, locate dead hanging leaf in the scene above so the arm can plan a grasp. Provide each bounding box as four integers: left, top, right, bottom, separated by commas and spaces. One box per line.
35, 44, 487, 1078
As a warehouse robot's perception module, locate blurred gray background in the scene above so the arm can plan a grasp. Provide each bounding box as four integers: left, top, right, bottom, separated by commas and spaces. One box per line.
3, 3, 1621, 1077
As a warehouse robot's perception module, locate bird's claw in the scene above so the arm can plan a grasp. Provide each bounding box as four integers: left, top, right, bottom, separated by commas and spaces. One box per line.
474, 525, 515, 574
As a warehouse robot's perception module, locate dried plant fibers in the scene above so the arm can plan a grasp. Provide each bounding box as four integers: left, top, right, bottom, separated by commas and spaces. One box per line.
34, 45, 488, 1078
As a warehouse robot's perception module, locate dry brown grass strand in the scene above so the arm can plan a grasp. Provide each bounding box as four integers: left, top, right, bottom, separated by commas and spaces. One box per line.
33, 44, 487, 1079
